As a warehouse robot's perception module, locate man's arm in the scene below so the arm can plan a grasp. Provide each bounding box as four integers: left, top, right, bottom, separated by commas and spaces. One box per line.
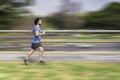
36, 31, 45, 36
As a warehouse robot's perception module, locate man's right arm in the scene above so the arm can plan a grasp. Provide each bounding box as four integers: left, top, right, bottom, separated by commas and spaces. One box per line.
36, 31, 45, 36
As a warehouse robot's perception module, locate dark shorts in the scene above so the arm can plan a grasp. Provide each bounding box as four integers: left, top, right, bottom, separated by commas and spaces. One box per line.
31, 43, 43, 50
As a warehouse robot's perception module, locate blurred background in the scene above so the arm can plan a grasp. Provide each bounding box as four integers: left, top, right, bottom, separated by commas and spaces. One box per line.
0, 1, 120, 80
0, 0, 120, 30
0, 0, 120, 57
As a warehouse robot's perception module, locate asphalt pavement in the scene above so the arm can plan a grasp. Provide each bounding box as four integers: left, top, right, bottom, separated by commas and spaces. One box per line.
0, 51, 120, 62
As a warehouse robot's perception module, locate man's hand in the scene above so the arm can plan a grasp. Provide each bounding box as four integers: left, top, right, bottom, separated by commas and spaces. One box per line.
42, 31, 46, 35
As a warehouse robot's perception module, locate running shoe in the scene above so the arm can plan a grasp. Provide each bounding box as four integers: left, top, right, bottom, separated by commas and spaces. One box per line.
24, 59, 28, 65
39, 60, 45, 64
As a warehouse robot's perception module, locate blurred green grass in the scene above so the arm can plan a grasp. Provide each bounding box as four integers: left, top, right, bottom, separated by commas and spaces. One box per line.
0, 61, 120, 80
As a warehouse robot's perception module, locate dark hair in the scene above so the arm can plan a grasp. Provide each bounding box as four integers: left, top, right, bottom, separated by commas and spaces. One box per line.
34, 17, 42, 25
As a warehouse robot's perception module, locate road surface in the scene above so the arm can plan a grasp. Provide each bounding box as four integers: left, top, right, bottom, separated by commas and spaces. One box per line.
0, 51, 120, 62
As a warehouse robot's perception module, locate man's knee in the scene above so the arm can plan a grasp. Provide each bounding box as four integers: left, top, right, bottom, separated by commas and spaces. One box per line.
39, 47, 44, 52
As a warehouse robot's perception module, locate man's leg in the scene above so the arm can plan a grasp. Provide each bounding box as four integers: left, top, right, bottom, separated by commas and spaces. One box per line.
38, 47, 44, 60
38, 46, 45, 63
24, 49, 34, 65
25, 49, 34, 60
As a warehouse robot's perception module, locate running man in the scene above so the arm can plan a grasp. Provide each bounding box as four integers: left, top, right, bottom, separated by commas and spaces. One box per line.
24, 17, 46, 65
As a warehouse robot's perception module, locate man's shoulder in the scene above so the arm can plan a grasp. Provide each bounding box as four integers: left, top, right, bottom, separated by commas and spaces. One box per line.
34, 25, 39, 29
34, 25, 40, 31
34, 25, 39, 28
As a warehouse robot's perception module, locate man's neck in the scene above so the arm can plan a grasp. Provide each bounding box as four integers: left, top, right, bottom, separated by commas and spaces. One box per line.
37, 24, 42, 26
36, 24, 40, 26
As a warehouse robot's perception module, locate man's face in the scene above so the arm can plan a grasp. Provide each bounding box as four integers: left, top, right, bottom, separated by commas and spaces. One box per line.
38, 19, 43, 25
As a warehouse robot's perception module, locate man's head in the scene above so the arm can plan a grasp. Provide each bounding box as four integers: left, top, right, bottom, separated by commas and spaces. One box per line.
34, 17, 43, 25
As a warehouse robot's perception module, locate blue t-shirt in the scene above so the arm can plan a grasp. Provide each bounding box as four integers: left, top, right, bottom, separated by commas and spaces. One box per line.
32, 25, 42, 43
